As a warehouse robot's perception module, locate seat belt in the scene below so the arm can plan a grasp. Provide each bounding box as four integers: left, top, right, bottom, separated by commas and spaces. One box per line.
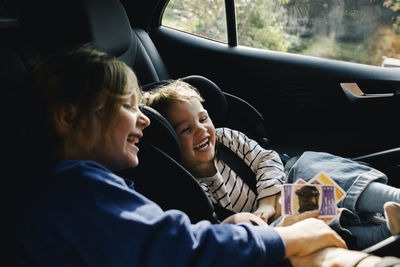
213, 144, 258, 221
216, 144, 257, 194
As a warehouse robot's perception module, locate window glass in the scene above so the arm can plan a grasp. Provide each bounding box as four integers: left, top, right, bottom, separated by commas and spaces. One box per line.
236, 0, 400, 66
162, 0, 228, 43
236, 0, 292, 51
162, 0, 400, 67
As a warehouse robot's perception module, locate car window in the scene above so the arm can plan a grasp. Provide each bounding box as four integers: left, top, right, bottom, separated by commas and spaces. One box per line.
162, 0, 228, 43
162, 0, 400, 67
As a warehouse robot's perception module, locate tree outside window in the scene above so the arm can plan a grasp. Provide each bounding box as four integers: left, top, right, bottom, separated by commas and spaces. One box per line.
163, 0, 400, 66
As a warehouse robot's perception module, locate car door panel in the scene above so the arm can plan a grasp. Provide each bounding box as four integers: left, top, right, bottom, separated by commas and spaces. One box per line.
152, 26, 400, 157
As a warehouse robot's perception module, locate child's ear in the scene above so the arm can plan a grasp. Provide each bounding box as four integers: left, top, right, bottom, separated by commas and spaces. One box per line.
53, 104, 77, 134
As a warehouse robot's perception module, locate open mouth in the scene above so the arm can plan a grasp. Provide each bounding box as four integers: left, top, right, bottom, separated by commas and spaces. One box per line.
127, 133, 141, 148
193, 138, 210, 151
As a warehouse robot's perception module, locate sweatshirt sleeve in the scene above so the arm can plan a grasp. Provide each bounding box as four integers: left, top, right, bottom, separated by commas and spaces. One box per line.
127, 209, 286, 267
216, 127, 285, 200
17, 160, 286, 267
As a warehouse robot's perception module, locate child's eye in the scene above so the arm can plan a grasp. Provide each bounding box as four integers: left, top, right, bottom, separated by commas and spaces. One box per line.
123, 103, 132, 109
180, 127, 190, 134
123, 103, 139, 112
200, 115, 208, 122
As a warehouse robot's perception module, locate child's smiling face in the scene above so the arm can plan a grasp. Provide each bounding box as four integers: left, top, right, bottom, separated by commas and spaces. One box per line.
164, 98, 216, 177
87, 93, 150, 171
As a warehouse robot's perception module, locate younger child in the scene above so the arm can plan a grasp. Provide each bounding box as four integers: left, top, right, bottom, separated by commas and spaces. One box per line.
145, 80, 285, 223
144, 79, 400, 249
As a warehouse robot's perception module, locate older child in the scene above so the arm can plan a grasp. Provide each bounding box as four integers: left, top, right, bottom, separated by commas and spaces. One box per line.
17, 44, 353, 266
144, 79, 400, 249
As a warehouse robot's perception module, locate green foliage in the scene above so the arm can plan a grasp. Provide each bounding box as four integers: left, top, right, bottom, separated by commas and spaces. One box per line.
163, 0, 400, 66
163, 0, 228, 42
163, 0, 295, 50
236, 0, 295, 51
384, 0, 400, 34
384, 0, 400, 11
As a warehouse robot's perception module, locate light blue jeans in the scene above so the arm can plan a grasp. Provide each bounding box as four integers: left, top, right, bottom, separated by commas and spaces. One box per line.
283, 151, 400, 249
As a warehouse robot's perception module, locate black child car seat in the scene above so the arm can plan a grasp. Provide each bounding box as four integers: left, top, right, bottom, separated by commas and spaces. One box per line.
6, 0, 224, 223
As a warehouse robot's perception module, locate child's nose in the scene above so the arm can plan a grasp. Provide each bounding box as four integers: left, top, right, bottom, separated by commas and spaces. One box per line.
138, 111, 150, 129
196, 122, 207, 133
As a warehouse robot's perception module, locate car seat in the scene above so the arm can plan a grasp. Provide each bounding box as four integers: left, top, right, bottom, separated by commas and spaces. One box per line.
5, 0, 222, 223
117, 105, 219, 223
141, 75, 282, 220
136, 77, 267, 221
142, 75, 270, 149
2, 0, 142, 177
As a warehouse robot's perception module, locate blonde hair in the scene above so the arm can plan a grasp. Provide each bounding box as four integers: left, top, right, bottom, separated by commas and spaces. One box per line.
144, 79, 204, 117
30, 44, 143, 160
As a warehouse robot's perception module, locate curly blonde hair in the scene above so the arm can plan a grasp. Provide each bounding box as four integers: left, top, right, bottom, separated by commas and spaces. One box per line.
144, 79, 204, 117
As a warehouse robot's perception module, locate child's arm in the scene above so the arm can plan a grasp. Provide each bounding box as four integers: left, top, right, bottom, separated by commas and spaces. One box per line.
215, 128, 285, 196
215, 128, 285, 222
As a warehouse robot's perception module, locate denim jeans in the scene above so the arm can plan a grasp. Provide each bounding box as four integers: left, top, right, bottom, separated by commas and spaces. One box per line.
283, 151, 396, 249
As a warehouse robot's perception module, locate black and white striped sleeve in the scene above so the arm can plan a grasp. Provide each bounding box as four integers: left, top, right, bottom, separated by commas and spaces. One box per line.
215, 127, 285, 200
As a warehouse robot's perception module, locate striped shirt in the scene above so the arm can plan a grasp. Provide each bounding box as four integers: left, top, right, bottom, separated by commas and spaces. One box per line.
197, 127, 285, 213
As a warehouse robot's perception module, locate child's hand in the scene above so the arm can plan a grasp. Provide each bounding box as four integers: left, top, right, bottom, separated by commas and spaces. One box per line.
253, 196, 277, 223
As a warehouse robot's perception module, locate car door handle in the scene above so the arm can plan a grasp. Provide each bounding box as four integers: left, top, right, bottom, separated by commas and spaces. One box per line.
340, 83, 395, 101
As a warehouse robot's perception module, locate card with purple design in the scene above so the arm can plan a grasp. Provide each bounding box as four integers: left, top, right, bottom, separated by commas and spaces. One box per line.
282, 184, 337, 218
309, 172, 346, 203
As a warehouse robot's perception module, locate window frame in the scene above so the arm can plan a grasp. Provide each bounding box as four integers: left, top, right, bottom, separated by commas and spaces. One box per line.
160, 0, 400, 67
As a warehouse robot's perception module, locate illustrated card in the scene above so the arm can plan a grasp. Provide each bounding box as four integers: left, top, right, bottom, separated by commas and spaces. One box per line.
309, 172, 346, 202
282, 184, 337, 218
294, 178, 307, 184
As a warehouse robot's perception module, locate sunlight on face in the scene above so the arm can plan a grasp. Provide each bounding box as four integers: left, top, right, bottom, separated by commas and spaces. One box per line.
89, 92, 150, 171
164, 98, 216, 177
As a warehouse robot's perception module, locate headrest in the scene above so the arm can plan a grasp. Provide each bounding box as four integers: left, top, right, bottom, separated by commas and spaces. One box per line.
140, 75, 228, 163
142, 75, 228, 127
140, 106, 181, 162
16, 0, 132, 56
182, 75, 228, 127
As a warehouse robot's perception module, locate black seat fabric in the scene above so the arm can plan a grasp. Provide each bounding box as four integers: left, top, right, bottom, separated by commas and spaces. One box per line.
116, 142, 219, 224
5, 0, 269, 224
3, 0, 135, 101
15, 0, 268, 147
141, 106, 181, 161
117, 28, 170, 85
16, 0, 132, 57
142, 75, 269, 149
182, 75, 229, 127
141, 75, 273, 220
183, 75, 269, 148
4, 0, 219, 223
15, 0, 168, 86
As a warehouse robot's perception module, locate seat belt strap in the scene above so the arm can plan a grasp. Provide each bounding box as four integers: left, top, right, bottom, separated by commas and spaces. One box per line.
216, 144, 257, 194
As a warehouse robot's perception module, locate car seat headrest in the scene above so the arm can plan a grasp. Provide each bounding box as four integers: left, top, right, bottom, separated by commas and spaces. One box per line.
182, 75, 228, 127
140, 105, 181, 161
142, 75, 228, 127
16, 0, 132, 56
141, 75, 228, 162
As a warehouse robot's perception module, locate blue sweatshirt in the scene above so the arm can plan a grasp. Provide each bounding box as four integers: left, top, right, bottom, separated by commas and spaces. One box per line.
17, 160, 285, 266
